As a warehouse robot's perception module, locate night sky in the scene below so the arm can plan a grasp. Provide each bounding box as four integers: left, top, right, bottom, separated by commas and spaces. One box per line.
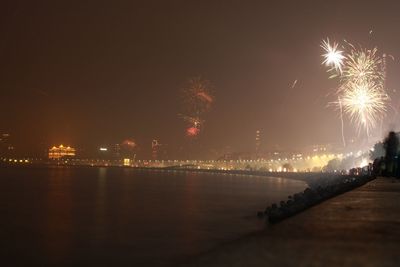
1, 0, 400, 157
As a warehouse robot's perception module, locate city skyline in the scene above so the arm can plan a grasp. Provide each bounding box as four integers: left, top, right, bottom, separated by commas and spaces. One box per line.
1, 1, 400, 157
0, 129, 369, 162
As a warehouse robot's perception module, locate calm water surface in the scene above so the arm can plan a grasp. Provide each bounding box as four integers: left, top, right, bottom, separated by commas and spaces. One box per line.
0, 166, 306, 266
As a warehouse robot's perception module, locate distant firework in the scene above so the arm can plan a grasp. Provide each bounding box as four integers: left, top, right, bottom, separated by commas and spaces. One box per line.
179, 114, 204, 127
180, 114, 203, 138
182, 77, 214, 115
186, 126, 200, 137
180, 77, 215, 138
121, 139, 136, 151
321, 38, 389, 137
122, 139, 136, 148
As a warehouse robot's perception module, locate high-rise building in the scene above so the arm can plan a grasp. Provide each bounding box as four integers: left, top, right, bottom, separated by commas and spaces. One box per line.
255, 130, 261, 155
113, 144, 121, 158
151, 139, 169, 160
120, 140, 136, 159
152, 139, 160, 160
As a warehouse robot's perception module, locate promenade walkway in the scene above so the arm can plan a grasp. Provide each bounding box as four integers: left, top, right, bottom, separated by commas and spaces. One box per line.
187, 177, 400, 266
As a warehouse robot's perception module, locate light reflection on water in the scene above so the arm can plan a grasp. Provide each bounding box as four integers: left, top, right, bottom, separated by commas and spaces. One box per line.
0, 166, 306, 266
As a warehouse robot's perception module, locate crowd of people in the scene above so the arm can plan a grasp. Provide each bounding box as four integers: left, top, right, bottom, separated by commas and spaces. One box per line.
372, 131, 400, 177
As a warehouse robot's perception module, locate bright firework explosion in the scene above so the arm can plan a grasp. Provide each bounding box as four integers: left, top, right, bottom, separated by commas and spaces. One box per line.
321, 38, 389, 137
341, 47, 384, 87
340, 81, 388, 135
321, 38, 345, 75
180, 77, 215, 137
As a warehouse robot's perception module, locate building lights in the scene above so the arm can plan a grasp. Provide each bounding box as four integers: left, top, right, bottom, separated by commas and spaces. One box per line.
49, 145, 76, 159
123, 158, 131, 166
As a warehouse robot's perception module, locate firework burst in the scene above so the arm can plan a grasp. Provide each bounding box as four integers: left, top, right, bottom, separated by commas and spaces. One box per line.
321, 38, 389, 137
180, 77, 215, 138
182, 77, 214, 116
321, 38, 345, 74
186, 126, 200, 137
339, 81, 388, 134
342, 47, 384, 87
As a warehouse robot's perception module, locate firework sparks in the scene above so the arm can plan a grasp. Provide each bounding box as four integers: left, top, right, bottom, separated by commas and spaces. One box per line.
321, 38, 389, 137
291, 79, 298, 88
342, 48, 383, 87
182, 77, 214, 115
321, 39, 345, 74
196, 91, 213, 104
340, 81, 388, 134
186, 126, 200, 137
180, 77, 215, 137
122, 139, 136, 148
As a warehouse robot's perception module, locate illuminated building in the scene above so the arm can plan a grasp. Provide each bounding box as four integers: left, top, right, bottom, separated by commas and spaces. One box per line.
48, 145, 76, 159
120, 140, 136, 159
123, 158, 131, 166
152, 139, 160, 160
97, 147, 109, 160
0, 133, 14, 156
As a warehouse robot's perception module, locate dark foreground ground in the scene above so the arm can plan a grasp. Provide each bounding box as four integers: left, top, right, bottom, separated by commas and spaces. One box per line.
185, 177, 400, 267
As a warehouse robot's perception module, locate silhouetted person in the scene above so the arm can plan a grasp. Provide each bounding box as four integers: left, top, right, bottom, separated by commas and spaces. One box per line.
397, 153, 400, 178
379, 156, 386, 176
384, 131, 399, 177
372, 158, 380, 176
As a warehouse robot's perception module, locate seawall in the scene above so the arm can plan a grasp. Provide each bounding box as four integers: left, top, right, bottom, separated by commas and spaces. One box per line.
184, 177, 400, 266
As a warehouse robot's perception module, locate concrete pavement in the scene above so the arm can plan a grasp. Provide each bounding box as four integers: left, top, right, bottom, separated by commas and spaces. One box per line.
185, 177, 400, 267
